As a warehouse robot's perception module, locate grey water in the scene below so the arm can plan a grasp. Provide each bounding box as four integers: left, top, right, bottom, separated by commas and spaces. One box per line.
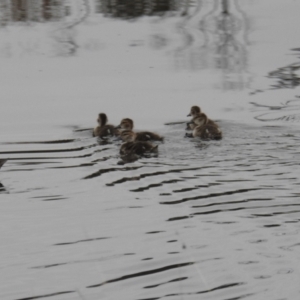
1, 1, 300, 300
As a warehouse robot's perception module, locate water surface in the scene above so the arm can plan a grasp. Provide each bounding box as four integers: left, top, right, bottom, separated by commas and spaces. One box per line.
1, 1, 300, 300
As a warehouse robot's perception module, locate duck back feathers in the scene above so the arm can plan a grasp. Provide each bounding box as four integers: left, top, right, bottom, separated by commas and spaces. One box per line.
117, 118, 163, 142
120, 141, 158, 156
193, 124, 222, 140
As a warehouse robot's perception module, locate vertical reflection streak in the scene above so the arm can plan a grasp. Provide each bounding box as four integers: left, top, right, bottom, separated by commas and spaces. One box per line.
173, 0, 250, 90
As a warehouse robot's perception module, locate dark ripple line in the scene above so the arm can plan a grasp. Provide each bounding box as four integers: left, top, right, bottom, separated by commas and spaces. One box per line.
217, 179, 255, 182
191, 198, 273, 208
83, 166, 143, 179
54, 236, 110, 245
49, 163, 96, 169
160, 188, 260, 205
173, 183, 222, 193
165, 282, 246, 297
14, 291, 75, 300
2, 139, 76, 145
87, 262, 194, 288
144, 277, 188, 289
49, 157, 114, 169
0, 146, 88, 154
190, 205, 300, 217
1, 143, 103, 156
251, 209, 300, 217
42, 197, 67, 201
130, 179, 185, 192
1, 153, 93, 161
32, 263, 68, 269
106, 167, 210, 187
168, 216, 190, 221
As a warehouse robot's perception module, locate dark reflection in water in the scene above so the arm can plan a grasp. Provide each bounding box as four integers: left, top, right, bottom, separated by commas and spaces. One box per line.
0, 182, 6, 193
98, 0, 178, 18
0, 0, 66, 23
0, 0, 179, 24
268, 62, 300, 90
173, 0, 250, 90
0, 0, 250, 88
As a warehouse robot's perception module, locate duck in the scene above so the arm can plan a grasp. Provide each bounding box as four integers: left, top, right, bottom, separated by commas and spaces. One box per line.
186, 113, 222, 140
93, 113, 119, 138
116, 118, 163, 142
120, 141, 158, 156
0, 159, 7, 170
119, 141, 158, 163
187, 105, 218, 129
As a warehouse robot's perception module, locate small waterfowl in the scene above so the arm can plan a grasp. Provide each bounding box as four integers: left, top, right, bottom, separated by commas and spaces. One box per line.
116, 118, 163, 142
93, 113, 119, 138
120, 141, 158, 156
119, 141, 158, 164
0, 159, 7, 170
187, 105, 217, 129
186, 113, 222, 140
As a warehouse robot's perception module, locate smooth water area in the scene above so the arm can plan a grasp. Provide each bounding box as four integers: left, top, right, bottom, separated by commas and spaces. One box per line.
1, 1, 300, 300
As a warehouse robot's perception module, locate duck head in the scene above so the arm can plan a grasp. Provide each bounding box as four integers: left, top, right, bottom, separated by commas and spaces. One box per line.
97, 113, 108, 126
115, 118, 134, 130
187, 106, 201, 117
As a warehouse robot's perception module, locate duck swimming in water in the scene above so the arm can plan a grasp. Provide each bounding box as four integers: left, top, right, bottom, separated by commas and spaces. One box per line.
120, 141, 158, 156
187, 105, 218, 129
93, 113, 119, 138
116, 118, 163, 142
186, 113, 222, 140
119, 141, 158, 163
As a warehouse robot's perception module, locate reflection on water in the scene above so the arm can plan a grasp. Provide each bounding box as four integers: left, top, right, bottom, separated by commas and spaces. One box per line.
0, 0, 66, 23
0, 0, 179, 23
0, 182, 6, 193
98, 0, 178, 18
0, 0, 250, 89
250, 48, 300, 122
173, 0, 250, 90
268, 62, 300, 90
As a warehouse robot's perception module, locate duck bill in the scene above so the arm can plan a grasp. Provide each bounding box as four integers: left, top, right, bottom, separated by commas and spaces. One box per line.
187, 113, 191, 117
115, 125, 121, 129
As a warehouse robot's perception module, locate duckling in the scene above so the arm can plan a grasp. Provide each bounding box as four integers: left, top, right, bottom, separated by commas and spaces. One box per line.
93, 113, 119, 138
120, 141, 158, 156
119, 141, 158, 163
186, 113, 222, 140
0, 159, 7, 170
116, 118, 163, 142
186, 106, 218, 129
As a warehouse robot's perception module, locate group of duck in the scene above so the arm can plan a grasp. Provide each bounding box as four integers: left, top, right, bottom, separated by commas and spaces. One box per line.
93, 105, 222, 161
0, 106, 222, 170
